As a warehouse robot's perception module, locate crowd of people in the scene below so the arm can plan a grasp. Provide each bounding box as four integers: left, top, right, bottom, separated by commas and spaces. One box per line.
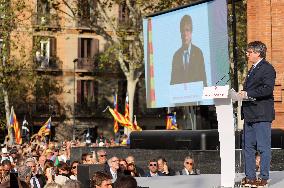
0, 132, 200, 188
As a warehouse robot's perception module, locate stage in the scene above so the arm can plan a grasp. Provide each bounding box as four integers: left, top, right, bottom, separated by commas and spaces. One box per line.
135, 171, 284, 188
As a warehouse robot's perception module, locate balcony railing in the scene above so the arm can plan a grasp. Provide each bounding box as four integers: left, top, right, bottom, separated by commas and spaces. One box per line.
118, 18, 133, 29
31, 13, 60, 28
75, 58, 96, 71
35, 57, 62, 71
75, 102, 98, 117
15, 102, 61, 117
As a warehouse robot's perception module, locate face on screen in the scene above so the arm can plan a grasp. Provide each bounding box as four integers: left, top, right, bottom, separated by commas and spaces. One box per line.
181, 24, 192, 48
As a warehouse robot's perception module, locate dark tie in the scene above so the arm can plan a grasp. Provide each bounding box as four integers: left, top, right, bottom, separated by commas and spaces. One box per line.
32, 177, 39, 188
183, 51, 189, 69
248, 65, 255, 77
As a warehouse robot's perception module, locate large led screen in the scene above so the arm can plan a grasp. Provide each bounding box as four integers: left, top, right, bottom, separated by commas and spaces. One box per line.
144, 0, 229, 108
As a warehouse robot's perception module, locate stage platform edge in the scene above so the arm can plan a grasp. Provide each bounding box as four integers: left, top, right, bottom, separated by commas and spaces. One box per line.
135, 171, 284, 188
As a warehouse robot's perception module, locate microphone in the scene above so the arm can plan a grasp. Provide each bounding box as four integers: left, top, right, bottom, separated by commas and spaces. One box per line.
215, 72, 230, 86
215, 61, 248, 86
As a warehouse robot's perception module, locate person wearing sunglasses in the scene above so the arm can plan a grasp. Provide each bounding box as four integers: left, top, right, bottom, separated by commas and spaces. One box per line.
70, 161, 80, 180
176, 156, 200, 175
143, 159, 164, 177
96, 150, 108, 165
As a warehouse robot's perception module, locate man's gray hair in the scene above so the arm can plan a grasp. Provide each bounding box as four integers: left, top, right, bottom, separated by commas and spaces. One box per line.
247, 41, 267, 58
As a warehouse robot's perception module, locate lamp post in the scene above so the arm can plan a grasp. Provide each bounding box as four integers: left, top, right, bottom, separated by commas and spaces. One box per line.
73, 59, 78, 140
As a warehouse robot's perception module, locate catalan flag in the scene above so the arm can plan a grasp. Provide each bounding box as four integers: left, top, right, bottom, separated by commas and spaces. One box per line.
166, 112, 178, 130
38, 117, 51, 136
113, 93, 119, 133
10, 106, 22, 144
109, 107, 142, 131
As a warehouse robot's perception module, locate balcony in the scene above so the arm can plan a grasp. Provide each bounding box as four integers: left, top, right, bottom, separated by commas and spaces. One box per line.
31, 13, 60, 29
75, 102, 98, 117
16, 102, 61, 117
75, 58, 96, 72
35, 56, 62, 72
118, 18, 133, 30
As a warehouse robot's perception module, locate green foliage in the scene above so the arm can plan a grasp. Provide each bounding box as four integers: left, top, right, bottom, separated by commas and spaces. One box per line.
227, 0, 247, 85
0, 0, 44, 125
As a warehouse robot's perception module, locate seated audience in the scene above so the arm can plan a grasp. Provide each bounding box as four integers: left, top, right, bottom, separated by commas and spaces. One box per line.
70, 161, 80, 180
62, 179, 81, 188
105, 156, 122, 182
143, 159, 164, 177
176, 155, 200, 175
125, 156, 144, 177
114, 176, 137, 188
44, 182, 62, 188
119, 159, 131, 175
96, 150, 108, 165
91, 171, 112, 188
157, 157, 175, 176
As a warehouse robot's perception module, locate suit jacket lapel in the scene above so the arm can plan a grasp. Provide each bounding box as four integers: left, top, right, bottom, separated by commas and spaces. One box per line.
245, 59, 265, 87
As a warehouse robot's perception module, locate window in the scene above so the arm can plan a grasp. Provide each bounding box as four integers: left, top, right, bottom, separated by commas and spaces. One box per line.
119, 3, 130, 23
78, 38, 99, 58
37, 0, 50, 15
77, 80, 98, 104
78, 0, 97, 26
79, 38, 92, 58
33, 36, 56, 68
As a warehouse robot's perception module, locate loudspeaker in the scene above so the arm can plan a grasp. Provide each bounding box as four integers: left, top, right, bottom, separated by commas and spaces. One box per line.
77, 164, 105, 188
130, 130, 219, 150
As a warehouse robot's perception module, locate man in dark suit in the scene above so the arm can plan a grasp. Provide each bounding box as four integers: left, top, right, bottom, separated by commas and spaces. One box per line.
143, 159, 164, 177
170, 15, 207, 86
26, 158, 46, 188
239, 41, 276, 187
176, 156, 200, 175
105, 156, 123, 183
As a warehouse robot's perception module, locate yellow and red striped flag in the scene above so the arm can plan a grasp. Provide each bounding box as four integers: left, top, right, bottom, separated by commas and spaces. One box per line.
10, 106, 22, 144
109, 108, 134, 130
113, 93, 119, 133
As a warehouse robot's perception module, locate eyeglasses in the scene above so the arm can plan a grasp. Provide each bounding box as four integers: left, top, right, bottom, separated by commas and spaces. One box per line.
149, 163, 157, 166
246, 50, 255, 55
185, 162, 193, 165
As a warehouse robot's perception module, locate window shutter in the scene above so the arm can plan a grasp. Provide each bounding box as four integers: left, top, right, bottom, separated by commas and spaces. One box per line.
49, 37, 56, 57
91, 38, 99, 58
78, 38, 82, 58
77, 80, 81, 104
84, 80, 88, 103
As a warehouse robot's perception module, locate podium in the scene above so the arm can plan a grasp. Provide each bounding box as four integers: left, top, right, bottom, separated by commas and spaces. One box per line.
203, 85, 235, 188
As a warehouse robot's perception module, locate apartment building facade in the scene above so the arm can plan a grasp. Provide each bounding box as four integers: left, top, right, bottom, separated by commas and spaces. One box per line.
1, 0, 226, 141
